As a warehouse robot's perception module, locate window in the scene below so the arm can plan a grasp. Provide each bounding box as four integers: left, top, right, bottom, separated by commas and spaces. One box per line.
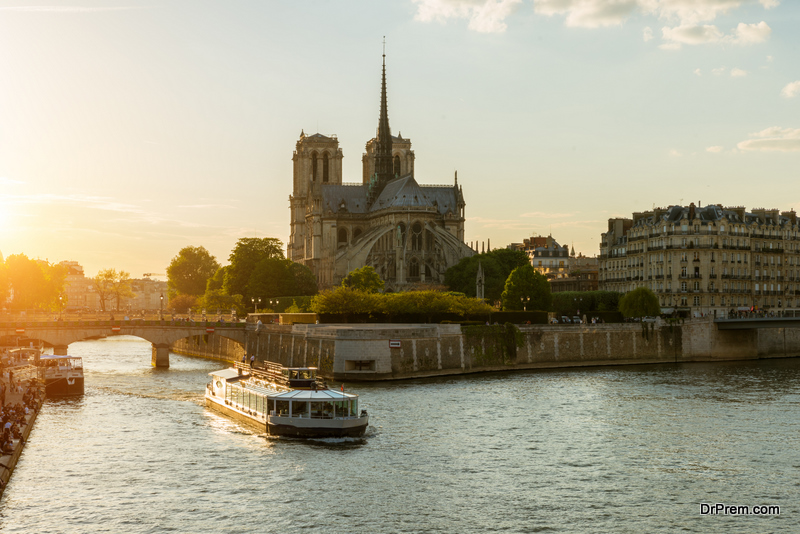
693, 296, 700, 306
322, 153, 329, 182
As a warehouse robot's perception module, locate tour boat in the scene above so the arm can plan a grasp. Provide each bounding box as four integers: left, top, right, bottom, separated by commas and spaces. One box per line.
37, 354, 85, 396
205, 362, 369, 438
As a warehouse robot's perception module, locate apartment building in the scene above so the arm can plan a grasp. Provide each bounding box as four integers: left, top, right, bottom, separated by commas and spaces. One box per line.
599, 204, 800, 317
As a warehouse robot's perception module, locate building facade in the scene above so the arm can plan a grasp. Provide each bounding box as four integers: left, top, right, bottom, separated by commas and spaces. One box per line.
508, 235, 599, 292
60, 262, 168, 312
599, 204, 800, 317
288, 56, 474, 290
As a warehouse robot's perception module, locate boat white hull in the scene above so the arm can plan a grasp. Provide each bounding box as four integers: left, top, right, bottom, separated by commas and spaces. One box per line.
205, 393, 368, 438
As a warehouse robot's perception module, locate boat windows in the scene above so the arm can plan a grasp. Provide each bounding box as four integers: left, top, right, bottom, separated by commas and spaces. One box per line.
333, 400, 357, 417
311, 401, 335, 419
275, 400, 290, 416
291, 401, 309, 418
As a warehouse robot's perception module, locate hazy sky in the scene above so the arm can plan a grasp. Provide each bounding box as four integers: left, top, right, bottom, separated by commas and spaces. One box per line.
1, 0, 798, 278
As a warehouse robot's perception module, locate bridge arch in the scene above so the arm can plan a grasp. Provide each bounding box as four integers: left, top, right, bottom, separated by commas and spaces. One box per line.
0, 323, 249, 368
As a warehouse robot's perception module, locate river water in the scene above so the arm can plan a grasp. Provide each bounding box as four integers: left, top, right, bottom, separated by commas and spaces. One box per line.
0, 336, 798, 533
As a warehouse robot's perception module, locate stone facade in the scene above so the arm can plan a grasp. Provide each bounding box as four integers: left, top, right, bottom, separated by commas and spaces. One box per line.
287, 57, 473, 291
599, 204, 800, 317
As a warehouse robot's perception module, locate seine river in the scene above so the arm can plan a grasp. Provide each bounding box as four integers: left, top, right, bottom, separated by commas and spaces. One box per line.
1, 336, 798, 533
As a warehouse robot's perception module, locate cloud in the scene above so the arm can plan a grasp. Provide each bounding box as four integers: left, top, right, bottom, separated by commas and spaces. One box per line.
694, 68, 702, 76
0, 6, 144, 12
781, 81, 800, 98
737, 127, 800, 152
729, 21, 771, 44
643, 26, 653, 41
706, 146, 724, 153
712, 66, 726, 75
660, 20, 770, 48
0, 177, 24, 185
411, 0, 522, 33
669, 149, 682, 157
730, 67, 747, 77
534, 0, 639, 28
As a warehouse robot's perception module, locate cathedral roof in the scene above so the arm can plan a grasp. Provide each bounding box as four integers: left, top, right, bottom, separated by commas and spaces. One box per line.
371, 174, 433, 211
321, 184, 369, 214
320, 175, 462, 217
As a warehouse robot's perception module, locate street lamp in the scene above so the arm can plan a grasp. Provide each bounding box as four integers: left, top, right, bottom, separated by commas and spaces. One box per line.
159, 293, 164, 320
59, 295, 63, 320
521, 296, 530, 311
252, 297, 261, 313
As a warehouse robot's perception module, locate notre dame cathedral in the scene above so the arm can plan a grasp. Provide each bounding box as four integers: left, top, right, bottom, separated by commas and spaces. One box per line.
288, 55, 475, 291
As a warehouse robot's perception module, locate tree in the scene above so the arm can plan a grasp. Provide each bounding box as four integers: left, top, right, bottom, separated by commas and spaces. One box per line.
619, 287, 660, 319
111, 270, 135, 311
223, 237, 284, 301
5, 254, 66, 311
93, 269, 134, 312
289, 262, 318, 296
445, 249, 529, 303
167, 246, 220, 298
93, 269, 115, 312
206, 266, 227, 293
169, 294, 199, 313
342, 266, 384, 293
500, 265, 552, 312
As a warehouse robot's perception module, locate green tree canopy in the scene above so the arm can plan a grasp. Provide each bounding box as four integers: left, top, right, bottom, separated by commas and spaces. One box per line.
342, 266, 384, 293
206, 266, 228, 293
444, 248, 530, 303
223, 237, 284, 301
500, 265, 552, 312
619, 287, 661, 319
169, 293, 199, 313
167, 246, 220, 297
247, 258, 318, 301
5, 254, 66, 311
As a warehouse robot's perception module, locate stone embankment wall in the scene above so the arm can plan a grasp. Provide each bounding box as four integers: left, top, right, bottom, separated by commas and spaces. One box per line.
171, 318, 800, 381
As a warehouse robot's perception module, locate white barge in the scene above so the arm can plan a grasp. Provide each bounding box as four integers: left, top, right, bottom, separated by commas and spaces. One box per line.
205, 363, 369, 438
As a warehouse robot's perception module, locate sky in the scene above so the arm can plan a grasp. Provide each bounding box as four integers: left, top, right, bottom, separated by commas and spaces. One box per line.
0, 0, 798, 279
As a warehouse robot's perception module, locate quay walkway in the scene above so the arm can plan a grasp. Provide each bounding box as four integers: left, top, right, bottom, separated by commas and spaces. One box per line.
0, 367, 43, 500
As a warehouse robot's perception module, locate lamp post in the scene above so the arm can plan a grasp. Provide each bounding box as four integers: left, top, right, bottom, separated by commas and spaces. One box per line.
159, 293, 164, 321
59, 295, 63, 320
252, 297, 261, 314
521, 296, 530, 311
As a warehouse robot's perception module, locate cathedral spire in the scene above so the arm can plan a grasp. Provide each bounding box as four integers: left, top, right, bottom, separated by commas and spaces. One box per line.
369, 39, 394, 205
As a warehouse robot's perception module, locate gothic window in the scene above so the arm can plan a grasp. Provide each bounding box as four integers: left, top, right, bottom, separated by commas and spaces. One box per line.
337, 228, 348, 248
393, 155, 400, 176
411, 222, 423, 251
409, 258, 420, 278
311, 153, 318, 181
323, 153, 329, 183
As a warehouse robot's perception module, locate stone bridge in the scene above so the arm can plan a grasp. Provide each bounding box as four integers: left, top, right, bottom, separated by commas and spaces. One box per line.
0, 321, 249, 367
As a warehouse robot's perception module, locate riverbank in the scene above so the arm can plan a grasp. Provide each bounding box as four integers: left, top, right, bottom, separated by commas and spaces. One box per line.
0, 376, 43, 499
171, 317, 800, 381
